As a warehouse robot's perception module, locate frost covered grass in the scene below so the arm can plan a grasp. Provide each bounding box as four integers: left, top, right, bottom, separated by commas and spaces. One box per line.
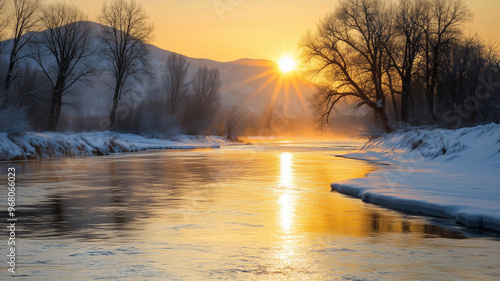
0, 105, 31, 137
332, 123, 500, 232
0, 131, 225, 161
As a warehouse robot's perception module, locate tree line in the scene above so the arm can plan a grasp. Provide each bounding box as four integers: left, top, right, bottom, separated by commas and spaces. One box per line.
0, 0, 233, 137
302, 0, 500, 133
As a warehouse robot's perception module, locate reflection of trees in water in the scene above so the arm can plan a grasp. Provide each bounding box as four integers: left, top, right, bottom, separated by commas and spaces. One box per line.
13, 152, 221, 240
368, 211, 467, 239
300, 194, 469, 239
2, 149, 479, 241
371, 212, 380, 232
16, 190, 139, 240
402, 221, 411, 233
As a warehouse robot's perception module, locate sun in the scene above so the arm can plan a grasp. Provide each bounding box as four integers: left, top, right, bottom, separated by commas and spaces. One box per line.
278, 56, 296, 73
239, 54, 310, 119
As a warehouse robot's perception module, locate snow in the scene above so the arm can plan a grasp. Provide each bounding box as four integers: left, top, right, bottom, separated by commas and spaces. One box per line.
0, 132, 226, 161
332, 123, 500, 231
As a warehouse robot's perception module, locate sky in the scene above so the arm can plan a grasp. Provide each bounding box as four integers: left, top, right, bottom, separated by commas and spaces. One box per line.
70, 0, 500, 62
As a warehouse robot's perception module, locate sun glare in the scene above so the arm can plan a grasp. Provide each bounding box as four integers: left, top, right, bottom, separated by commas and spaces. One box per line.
278, 56, 296, 73
240, 53, 310, 118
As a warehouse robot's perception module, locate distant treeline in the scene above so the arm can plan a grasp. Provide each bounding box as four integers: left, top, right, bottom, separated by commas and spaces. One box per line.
0, 0, 241, 139
0, 0, 301, 139
303, 0, 500, 133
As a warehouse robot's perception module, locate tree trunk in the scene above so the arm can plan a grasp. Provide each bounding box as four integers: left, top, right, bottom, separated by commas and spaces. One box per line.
426, 88, 436, 123
390, 90, 400, 123
400, 74, 412, 124
428, 46, 441, 123
377, 108, 393, 134
48, 92, 58, 131
4, 40, 19, 91
48, 76, 66, 131
401, 92, 409, 124
109, 80, 121, 131
48, 90, 63, 131
4, 63, 14, 91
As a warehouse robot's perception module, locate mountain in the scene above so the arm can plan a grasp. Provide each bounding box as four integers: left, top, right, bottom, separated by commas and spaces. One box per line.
145, 45, 315, 117
1, 22, 315, 124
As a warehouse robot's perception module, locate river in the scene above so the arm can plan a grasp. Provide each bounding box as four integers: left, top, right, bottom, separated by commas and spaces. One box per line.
1, 140, 499, 280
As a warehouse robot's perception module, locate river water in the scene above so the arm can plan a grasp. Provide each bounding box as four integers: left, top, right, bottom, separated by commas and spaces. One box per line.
1, 141, 499, 280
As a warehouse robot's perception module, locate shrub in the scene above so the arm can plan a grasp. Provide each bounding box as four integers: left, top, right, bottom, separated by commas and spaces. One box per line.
0, 105, 31, 136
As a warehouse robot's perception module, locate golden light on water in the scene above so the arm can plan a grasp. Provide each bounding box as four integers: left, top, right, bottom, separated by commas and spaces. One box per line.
279, 193, 294, 233
23, 145, 475, 279
279, 152, 295, 233
279, 152, 293, 188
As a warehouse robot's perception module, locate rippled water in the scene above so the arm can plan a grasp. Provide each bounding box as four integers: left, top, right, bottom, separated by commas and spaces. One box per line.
1, 141, 499, 280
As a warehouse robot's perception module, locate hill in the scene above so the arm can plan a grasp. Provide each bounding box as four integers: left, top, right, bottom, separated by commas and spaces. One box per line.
1, 21, 316, 134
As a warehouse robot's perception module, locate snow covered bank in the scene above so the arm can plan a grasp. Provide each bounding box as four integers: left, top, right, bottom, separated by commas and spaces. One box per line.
0, 132, 226, 161
332, 123, 500, 231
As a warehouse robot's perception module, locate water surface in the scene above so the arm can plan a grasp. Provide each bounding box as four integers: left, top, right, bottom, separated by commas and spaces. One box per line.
1, 141, 499, 280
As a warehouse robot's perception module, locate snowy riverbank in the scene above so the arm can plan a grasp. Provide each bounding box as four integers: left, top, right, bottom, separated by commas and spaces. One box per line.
332, 123, 500, 231
0, 132, 226, 161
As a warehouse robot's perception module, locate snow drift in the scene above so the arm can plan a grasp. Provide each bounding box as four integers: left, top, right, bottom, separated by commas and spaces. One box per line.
0, 132, 224, 161
332, 123, 500, 231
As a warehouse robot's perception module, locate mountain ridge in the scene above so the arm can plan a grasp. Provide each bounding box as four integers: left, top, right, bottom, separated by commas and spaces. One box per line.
0, 21, 315, 119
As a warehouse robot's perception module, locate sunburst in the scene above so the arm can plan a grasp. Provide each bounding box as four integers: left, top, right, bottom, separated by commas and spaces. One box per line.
240, 55, 310, 116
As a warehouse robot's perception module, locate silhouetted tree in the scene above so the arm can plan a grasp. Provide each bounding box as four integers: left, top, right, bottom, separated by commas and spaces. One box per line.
386, 0, 426, 123
164, 53, 189, 115
439, 36, 500, 127
10, 63, 50, 130
98, 0, 153, 131
302, 0, 487, 131
302, 0, 394, 133
0, 0, 10, 51
4, 0, 41, 91
0, 0, 10, 106
216, 106, 247, 140
419, 0, 471, 120
182, 66, 221, 134
31, 2, 95, 131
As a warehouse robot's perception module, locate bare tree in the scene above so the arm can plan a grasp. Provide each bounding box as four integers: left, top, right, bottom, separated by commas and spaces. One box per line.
31, 2, 95, 131
4, 0, 41, 91
420, 0, 471, 120
0, 0, 10, 105
192, 66, 221, 119
216, 106, 247, 140
98, 0, 154, 131
10, 63, 50, 129
0, 0, 10, 52
439, 35, 494, 127
302, 0, 394, 133
164, 53, 189, 115
385, 0, 426, 123
182, 66, 221, 134
262, 103, 283, 136
303, 0, 493, 130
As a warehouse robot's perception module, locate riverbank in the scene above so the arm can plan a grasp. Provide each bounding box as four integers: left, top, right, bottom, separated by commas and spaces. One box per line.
0, 132, 226, 161
332, 123, 500, 232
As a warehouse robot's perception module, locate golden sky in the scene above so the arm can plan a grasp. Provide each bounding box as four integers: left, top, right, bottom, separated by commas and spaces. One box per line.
71, 0, 500, 62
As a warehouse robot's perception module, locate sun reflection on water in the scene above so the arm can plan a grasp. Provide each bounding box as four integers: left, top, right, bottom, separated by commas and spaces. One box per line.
278, 152, 295, 233
8, 143, 484, 280
279, 152, 293, 188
